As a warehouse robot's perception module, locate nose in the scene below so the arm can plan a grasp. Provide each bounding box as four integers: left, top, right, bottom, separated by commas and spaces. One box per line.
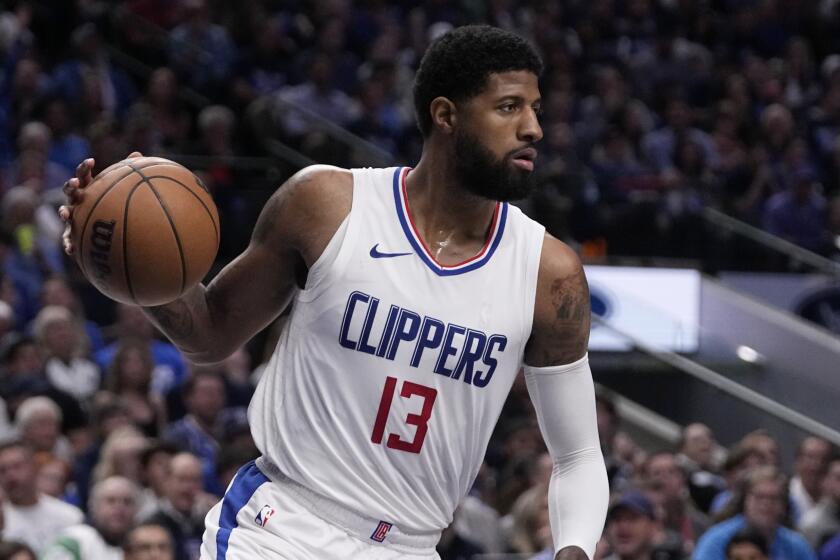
519, 106, 543, 144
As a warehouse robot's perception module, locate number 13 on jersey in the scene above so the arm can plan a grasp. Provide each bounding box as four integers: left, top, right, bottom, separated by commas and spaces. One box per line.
371, 376, 437, 454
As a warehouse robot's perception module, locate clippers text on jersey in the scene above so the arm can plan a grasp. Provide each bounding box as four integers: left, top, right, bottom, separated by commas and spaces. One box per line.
339, 291, 507, 388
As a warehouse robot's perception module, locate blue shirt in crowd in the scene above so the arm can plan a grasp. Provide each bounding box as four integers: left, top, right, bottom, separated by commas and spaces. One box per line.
693, 515, 816, 560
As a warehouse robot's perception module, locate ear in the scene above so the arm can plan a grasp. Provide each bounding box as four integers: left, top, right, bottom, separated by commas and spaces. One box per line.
430, 96, 457, 135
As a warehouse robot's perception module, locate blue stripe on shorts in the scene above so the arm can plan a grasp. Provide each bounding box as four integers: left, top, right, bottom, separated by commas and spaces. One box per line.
215, 460, 270, 559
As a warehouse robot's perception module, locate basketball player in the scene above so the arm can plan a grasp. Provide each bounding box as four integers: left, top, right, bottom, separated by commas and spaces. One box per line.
61, 25, 608, 560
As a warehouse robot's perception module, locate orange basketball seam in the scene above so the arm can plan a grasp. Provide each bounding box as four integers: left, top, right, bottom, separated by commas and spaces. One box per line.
141, 174, 220, 246
143, 181, 188, 298
122, 180, 147, 305
127, 163, 188, 300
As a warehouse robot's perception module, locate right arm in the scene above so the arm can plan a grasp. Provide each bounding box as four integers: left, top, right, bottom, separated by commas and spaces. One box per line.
144, 165, 353, 363
63, 158, 352, 364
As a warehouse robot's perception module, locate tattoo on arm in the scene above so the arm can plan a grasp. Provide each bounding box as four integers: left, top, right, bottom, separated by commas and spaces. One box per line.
547, 267, 590, 364
528, 266, 590, 366
146, 299, 195, 340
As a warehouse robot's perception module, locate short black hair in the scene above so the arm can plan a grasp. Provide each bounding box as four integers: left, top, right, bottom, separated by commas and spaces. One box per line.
726, 528, 769, 556
412, 25, 543, 137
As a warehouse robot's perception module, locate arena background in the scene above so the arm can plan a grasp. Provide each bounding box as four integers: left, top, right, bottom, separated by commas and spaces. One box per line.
0, 1, 838, 559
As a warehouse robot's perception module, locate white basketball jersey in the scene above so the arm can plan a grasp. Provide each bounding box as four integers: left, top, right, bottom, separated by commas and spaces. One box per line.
249, 166, 545, 534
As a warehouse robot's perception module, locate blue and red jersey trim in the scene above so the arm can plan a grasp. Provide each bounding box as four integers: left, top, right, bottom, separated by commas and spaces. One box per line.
392, 167, 507, 277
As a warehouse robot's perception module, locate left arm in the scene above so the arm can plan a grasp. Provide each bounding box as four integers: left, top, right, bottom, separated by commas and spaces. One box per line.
523, 234, 609, 560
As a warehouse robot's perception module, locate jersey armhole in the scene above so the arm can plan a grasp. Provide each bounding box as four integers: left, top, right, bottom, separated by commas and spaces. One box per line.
296, 172, 361, 302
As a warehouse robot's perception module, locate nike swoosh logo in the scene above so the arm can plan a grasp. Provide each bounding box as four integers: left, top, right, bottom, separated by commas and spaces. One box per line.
370, 244, 412, 259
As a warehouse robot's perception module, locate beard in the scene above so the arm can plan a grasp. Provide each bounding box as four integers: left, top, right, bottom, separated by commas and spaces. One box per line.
453, 128, 536, 201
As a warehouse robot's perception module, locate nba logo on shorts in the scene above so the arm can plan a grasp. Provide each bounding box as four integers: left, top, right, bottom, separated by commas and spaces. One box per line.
255, 505, 275, 527
370, 521, 392, 542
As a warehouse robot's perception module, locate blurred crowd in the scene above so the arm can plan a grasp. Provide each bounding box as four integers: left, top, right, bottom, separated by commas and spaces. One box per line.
0, 0, 840, 559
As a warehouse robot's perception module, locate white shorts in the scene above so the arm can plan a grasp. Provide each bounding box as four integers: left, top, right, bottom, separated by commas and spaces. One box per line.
200, 459, 441, 560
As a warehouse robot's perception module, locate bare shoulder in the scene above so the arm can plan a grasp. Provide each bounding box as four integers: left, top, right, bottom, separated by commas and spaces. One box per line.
524, 233, 590, 367
253, 164, 353, 267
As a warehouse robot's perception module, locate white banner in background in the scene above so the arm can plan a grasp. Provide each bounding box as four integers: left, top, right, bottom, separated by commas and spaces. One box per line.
585, 266, 701, 352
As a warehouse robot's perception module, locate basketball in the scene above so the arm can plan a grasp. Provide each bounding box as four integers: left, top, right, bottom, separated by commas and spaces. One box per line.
71, 156, 220, 306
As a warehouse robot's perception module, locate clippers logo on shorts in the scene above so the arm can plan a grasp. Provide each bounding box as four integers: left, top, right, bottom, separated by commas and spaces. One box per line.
254, 505, 275, 527
370, 521, 392, 542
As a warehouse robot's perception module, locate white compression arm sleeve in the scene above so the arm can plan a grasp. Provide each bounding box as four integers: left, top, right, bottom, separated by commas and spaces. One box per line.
524, 354, 609, 560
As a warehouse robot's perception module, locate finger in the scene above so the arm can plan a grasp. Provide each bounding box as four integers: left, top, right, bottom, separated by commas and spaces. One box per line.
62, 178, 83, 204
75, 157, 95, 185
62, 226, 74, 255
127, 151, 143, 159
58, 205, 71, 222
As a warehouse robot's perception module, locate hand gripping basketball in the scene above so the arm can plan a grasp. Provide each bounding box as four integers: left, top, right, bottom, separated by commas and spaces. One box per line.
60, 153, 220, 306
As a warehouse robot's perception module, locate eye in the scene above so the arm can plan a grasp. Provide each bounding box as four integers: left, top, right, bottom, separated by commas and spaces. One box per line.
532, 105, 543, 118
498, 103, 517, 113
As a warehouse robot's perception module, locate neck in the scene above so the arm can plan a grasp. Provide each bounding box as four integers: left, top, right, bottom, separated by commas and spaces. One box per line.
12, 491, 39, 507
407, 147, 498, 252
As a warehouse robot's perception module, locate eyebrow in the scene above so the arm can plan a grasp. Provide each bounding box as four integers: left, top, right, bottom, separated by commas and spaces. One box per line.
496, 95, 542, 105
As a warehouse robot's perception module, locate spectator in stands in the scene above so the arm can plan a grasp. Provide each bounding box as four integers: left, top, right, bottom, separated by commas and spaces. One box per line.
36, 457, 72, 501
95, 304, 186, 395
725, 528, 770, 560
91, 426, 147, 487
800, 456, 840, 550
135, 67, 192, 154
505, 484, 550, 556
790, 437, 833, 522
137, 441, 177, 519
4, 121, 66, 193
162, 368, 224, 469
49, 23, 136, 119
123, 522, 175, 560
711, 443, 769, 515
601, 488, 682, 560
230, 17, 292, 107
13, 395, 71, 464
694, 466, 816, 560
0, 441, 83, 554
42, 97, 91, 176
40, 276, 104, 353
105, 338, 166, 437
167, 0, 235, 97
274, 52, 359, 141
763, 165, 830, 253
31, 305, 99, 401
142, 452, 215, 560
0, 334, 86, 435
71, 394, 133, 511
642, 451, 710, 554
0, 541, 36, 560
41, 476, 139, 559
677, 423, 726, 513
740, 431, 780, 467
642, 94, 717, 174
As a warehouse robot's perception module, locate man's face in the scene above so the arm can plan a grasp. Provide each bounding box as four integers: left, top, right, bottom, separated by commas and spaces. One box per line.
0, 447, 36, 504
125, 525, 175, 560
683, 424, 714, 466
167, 455, 202, 514
795, 438, 830, 484
647, 453, 685, 500
607, 509, 655, 558
92, 480, 137, 541
744, 479, 785, 533
186, 376, 226, 424
453, 71, 543, 201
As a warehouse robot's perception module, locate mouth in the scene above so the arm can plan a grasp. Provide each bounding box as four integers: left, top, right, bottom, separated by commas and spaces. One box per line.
511, 147, 537, 171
